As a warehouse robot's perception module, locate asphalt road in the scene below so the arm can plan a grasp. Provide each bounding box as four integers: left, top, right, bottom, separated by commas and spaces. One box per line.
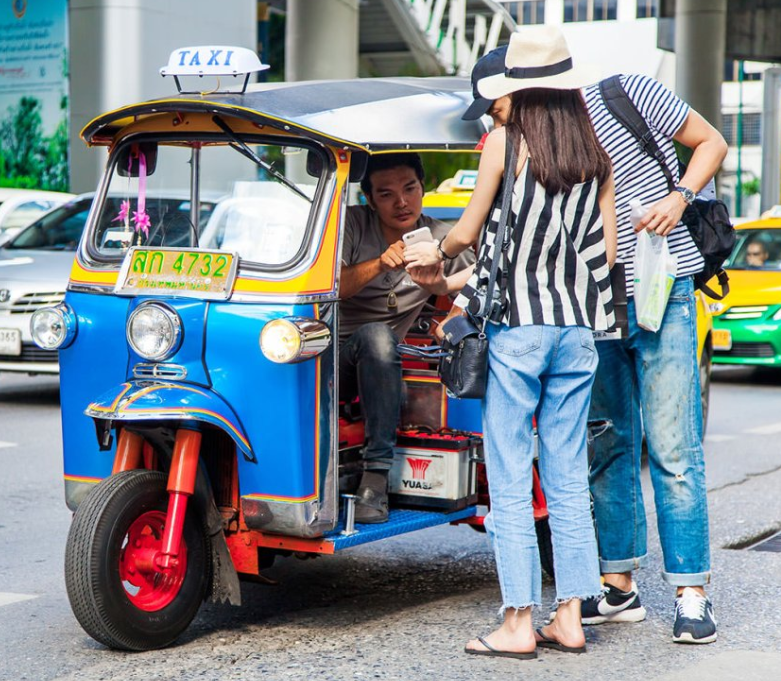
1, 367, 780, 681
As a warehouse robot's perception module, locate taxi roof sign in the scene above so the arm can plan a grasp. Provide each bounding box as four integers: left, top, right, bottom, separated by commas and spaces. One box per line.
161, 46, 270, 94
452, 169, 478, 190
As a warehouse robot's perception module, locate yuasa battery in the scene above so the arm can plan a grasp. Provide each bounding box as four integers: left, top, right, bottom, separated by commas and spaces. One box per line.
389, 431, 479, 511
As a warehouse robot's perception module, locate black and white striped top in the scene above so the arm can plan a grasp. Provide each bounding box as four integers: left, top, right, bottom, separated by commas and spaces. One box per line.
583, 74, 703, 296
454, 161, 615, 331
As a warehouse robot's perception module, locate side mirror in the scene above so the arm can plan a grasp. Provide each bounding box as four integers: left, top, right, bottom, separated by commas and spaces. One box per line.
305, 149, 323, 178
349, 151, 368, 183
116, 142, 158, 177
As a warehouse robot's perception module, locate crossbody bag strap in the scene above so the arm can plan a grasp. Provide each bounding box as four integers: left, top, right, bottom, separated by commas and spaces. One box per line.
599, 75, 676, 192
480, 130, 518, 322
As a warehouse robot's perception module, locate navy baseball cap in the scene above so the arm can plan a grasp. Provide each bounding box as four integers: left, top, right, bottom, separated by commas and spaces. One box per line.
461, 45, 509, 121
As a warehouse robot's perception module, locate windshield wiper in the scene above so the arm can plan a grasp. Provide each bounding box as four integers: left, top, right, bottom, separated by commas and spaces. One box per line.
211, 115, 312, 203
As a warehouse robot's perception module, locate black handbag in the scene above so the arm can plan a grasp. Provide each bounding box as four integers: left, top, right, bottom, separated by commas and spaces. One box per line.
438, 314, 489, 399
599, 75, 735, 300
438, 133, 518, 399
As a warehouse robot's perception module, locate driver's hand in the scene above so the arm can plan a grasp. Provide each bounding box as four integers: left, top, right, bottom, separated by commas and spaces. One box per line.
636, 192, 687, 236
409, 262, 447, 295
380, 240, 406, 271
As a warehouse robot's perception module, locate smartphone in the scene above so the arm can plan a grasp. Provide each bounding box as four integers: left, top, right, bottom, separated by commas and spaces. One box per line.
402, 226, 434, 246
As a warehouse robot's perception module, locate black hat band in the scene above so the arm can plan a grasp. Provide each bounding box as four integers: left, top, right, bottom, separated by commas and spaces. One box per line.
505, 57, 572, 80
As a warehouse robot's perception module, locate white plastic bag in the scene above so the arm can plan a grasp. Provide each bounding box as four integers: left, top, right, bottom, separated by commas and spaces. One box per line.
632, 201, 678, 332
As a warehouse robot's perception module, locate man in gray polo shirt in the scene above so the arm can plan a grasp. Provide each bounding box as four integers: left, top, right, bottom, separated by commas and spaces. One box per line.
340, 153, 473, 523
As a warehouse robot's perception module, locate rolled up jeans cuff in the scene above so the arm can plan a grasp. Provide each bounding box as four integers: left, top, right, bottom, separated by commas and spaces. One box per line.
662, 570, 711, 588
599, 554, 647, 574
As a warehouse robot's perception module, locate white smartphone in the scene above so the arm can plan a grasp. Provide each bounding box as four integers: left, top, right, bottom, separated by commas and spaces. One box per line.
402, 226, 434, 246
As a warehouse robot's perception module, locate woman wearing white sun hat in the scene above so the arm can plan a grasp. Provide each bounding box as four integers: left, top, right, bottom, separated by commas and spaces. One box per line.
405, 24, 617, 659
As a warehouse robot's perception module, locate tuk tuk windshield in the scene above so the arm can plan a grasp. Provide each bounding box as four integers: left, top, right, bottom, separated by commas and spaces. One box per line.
92, 138, 324, 268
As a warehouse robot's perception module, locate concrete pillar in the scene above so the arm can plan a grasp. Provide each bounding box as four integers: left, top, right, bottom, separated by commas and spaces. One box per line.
285, 0, 359, 180
674, 0, 726, 128
285, 0, 359, 81
68, 0, 256, 193
760, 68, 781, 213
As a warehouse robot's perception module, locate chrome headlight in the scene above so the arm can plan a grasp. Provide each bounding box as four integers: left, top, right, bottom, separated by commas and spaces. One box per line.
260, 317, 331, 364
31, 304, 77, 350
127, 302, 182, 361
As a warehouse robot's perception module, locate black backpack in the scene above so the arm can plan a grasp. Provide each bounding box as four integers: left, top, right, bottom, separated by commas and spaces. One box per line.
598, 75, 735, 300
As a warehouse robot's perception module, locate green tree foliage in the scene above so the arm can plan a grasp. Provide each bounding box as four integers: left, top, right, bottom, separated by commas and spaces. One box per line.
742, 177, 760, 197
0, 96, 44, 187
422, 152, 479, 192
0, 95, 69, 191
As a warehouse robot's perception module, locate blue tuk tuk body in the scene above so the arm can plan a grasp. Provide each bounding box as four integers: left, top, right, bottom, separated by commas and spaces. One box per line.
37, 53, 493, 651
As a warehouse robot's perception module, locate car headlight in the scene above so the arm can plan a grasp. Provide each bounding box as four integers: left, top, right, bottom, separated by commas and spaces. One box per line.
31, 304, 77, 350
127, 302, 182, 361
773, 308, 781, 321
260, 317, 331, 364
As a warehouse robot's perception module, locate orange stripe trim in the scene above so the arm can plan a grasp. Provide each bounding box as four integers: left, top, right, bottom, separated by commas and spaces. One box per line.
64, 474, 103, 484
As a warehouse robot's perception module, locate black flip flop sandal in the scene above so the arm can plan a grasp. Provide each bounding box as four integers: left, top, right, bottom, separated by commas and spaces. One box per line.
464, 636, 537, 660
535, 628, 587, 654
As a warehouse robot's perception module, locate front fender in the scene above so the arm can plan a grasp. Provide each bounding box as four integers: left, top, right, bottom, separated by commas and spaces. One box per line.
85, 381, 254, 461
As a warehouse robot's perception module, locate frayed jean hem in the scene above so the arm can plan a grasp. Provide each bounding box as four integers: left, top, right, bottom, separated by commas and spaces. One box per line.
556, 592, 602, 605
498, 603, 537, 618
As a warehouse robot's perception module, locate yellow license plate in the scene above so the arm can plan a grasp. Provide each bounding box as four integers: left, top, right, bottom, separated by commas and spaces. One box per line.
115, 247, 238, 300
712, 328, 732, 351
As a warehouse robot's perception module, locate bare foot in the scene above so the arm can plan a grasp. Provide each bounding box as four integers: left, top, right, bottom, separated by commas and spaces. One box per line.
535, 623, 585, 649
465, 627, 536, 655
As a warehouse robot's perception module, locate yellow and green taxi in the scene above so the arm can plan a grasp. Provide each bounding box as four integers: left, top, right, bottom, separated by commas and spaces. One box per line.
708, 213, 781, 367
423, 173, 715, 431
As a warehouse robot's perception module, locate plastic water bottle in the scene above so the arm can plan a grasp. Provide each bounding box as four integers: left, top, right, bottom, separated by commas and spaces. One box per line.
629, 198, 648, 230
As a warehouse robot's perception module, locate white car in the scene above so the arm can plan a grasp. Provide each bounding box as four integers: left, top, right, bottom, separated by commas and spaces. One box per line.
0, 188, 75, 240
0, 193, 219, 376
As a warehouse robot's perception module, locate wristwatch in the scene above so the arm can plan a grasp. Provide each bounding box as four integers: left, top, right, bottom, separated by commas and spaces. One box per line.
674, 186, 696, 205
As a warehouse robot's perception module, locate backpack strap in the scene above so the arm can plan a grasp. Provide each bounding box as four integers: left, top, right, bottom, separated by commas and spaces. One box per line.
697, 270, 730, 301
598, 75, 676, 192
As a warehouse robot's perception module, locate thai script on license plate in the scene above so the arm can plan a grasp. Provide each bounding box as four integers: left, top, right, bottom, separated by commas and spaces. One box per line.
115, 247, 238, 300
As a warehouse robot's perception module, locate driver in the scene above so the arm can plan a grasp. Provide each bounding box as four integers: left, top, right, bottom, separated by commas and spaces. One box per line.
339, 153, 474, 523
745, 240, 769, 268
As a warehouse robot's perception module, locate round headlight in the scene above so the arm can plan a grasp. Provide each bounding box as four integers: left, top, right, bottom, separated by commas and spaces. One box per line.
260, 317, 331, 364
31, 305, 76, 350
127, 303, 182, 361
260, 319, 302, 363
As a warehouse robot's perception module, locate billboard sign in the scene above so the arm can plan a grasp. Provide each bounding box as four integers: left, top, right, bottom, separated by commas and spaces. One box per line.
0, 0, 69, 190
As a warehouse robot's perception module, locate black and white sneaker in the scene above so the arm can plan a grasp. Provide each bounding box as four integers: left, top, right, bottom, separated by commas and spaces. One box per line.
672, 587, 718, 644
580, 581, 647, 625
549, 580, 647, 625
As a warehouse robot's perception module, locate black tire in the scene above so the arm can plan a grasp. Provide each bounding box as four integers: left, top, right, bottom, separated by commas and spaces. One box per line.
64, 470, 210, 651
700, 339, 712, 438
536, 517, 555, 580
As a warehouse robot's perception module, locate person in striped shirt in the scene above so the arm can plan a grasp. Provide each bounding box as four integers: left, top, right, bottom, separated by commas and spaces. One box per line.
406, 25, 616, 659
577, 74, 727, 645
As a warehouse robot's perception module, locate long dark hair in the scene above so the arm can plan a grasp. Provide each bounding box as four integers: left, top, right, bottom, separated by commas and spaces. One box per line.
507, 88, 611, 195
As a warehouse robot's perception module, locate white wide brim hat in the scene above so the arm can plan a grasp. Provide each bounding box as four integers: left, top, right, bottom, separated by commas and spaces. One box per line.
478, 25, 600, 100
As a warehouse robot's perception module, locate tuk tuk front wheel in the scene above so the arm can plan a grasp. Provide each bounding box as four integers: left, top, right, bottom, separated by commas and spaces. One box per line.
64, 470, 211, 651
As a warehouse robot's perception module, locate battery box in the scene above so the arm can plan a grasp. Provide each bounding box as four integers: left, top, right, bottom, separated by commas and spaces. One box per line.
389, 430, 480, 511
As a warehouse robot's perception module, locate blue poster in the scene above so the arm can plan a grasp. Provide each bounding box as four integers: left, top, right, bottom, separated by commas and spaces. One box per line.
0, 0, 69, 190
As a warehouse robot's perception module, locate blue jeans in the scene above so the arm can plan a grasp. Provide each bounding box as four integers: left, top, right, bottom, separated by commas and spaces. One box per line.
483, 323, 602, 608
339, 323, 401, 472
589, 276, 711, 587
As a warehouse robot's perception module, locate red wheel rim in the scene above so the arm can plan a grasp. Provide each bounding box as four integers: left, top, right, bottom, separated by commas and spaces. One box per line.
119, 510, 188, 611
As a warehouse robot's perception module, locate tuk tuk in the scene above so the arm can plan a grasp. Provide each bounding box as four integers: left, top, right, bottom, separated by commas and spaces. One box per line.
32, 46, 546, 651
